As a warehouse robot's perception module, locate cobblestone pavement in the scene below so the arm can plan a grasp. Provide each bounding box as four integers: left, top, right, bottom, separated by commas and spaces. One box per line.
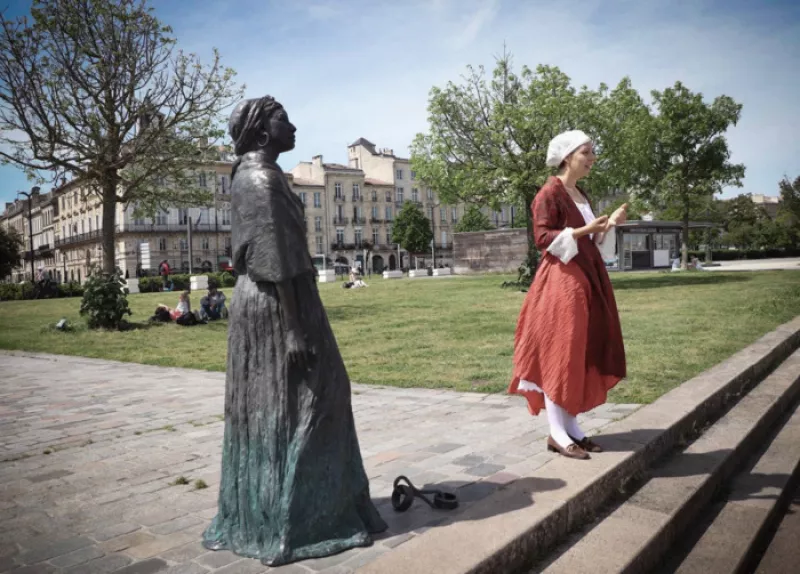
0, 352, 640, 574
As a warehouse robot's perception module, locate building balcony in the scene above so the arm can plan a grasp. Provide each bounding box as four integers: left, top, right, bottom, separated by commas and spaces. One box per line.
331, 242, 356, 251
352, 217, 367, 225
120, 223, 227, 233
54, 229, 103, 248
332, 216, 349, 225
395, 200, 405, 208
351, 195, 363, 202
334, 195, 346, 203
370, 218, 384, 224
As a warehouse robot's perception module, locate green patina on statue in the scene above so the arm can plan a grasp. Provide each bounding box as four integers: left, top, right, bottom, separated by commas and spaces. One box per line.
202, 96, 387, 567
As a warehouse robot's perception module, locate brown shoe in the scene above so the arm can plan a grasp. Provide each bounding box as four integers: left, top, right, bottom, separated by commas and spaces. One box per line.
546, 436, 590, 460
569, 434, 604, 453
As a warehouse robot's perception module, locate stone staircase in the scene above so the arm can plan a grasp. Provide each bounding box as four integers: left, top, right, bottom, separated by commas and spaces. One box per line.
358, 316, 800, 574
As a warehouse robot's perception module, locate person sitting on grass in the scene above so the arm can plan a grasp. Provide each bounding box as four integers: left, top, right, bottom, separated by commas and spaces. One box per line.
200, 285, 228, 320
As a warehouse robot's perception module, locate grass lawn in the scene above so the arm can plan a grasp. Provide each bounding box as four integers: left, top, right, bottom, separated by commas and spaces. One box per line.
1, 270, 799, 404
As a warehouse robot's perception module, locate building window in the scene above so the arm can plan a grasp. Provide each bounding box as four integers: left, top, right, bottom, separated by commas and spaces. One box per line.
354, 229, 363, 246
178, 208, 189, 225
179, 238, 188, 251
352, 183, 360, 199
314, 216, 322, 232
441, 230, 447, 248
314, 192, 321, 208
371, 190, 377, 201
385, 190, 392, 202
155, 209, 167, 225
336, 205, 344, 220
395, 187, 404, 202
451, 207, 458, 223
334, 182, 343, 199
218, 175, 228, 194
396, 169, 403, 180
95, 215, 100, 229
336, 229, 345, 244
427, 188, 433, 200
372, 206, 379, 220
412, 188, 419, 202
221, 209, 231, 225
386, 228, 392, 245
200, 207, 210, 224
88, 218, 92, 232
411, 170, 416, 180
428, 207, 434, 220
315, 236, 323, 254
372, 228, 379, 245
440, 207, 446, 223
201, 237, 209, 250
385, 206, 393, 221
299, 192, 307, 205
158, 237, 167, 251
198, 172, 207, 188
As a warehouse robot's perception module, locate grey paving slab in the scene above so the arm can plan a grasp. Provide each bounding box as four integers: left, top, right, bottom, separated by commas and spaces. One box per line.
0, 351, 638, 573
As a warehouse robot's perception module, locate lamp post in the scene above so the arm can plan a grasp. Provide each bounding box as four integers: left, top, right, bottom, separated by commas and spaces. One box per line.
17, 188, 37, 282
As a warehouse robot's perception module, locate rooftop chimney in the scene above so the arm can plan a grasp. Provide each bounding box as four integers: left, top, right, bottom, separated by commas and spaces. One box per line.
312, 155, 323, 167
32, 186, 41, 195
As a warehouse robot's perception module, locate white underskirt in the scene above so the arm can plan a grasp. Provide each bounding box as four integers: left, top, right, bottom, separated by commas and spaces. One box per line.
518, 379, 544, 394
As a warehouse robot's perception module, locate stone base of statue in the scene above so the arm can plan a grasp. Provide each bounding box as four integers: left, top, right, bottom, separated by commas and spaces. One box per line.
190, 275, 209, 291
317, 269, 337, 283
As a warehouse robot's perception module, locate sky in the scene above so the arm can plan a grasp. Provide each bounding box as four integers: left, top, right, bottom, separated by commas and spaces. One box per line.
1, 0, 799, 206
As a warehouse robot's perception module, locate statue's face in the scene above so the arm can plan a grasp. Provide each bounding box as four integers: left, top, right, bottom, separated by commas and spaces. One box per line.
266, 107, 296, 152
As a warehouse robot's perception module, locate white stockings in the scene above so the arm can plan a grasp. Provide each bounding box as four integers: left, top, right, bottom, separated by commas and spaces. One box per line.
544, 394, 586, 448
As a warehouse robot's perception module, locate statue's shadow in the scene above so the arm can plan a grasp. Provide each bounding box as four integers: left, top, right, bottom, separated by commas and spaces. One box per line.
369, 476, 566, 540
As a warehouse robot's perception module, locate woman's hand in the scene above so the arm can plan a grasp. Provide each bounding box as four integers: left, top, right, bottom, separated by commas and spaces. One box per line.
608, 203, 628, 227
286, 329, 313, 371
586, 215, 610, 235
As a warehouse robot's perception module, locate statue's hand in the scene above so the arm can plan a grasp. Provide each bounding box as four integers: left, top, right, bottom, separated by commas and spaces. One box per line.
286, 329, 313, 371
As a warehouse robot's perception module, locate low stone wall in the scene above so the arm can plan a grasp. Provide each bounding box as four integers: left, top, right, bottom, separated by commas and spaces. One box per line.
452, 228, 528, 274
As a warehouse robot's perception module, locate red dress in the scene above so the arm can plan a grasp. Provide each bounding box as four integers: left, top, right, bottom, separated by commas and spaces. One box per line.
509, 177, 626, 416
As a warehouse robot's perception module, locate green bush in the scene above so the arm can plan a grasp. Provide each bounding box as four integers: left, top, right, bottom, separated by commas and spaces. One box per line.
79, 271, 132, 329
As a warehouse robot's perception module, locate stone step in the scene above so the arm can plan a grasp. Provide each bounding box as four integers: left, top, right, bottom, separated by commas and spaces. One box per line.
542, 348, 800, 574
755, 489, 800, 573
357, 316, 800, 574
669, 403, 800, 574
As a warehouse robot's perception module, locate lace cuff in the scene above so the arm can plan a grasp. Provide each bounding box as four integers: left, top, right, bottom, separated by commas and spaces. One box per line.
546, 228, 578, 264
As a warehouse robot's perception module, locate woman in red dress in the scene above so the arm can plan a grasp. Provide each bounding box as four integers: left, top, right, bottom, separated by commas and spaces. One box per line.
509, 130, 627, 460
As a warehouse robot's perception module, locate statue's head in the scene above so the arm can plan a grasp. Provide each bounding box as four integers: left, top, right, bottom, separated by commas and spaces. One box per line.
228, 96, 296, 157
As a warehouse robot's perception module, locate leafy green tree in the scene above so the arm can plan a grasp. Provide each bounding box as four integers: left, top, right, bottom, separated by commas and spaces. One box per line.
411, 52, 655, 284
455, 205, 494, 232
392, 203, 433, 266
0, 226, 23, 279
643, 82, 745, 268
0, 0, 243, 274
776, 176, 800, 248
79, 269, 132, 329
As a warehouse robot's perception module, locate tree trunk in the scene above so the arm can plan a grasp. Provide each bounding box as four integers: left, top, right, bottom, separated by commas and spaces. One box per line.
519, 188, 539, 286
102, 175, 118, 275
681, 207, 690, 270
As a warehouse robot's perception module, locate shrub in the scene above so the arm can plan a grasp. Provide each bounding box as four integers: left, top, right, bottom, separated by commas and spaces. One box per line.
79, 271, 132, 329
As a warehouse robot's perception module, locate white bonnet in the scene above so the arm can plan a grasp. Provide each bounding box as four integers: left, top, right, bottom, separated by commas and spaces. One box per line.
545, 130, 592, 168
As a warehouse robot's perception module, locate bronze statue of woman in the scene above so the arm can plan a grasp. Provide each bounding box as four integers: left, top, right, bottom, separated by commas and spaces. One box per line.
202, 96, 387, 566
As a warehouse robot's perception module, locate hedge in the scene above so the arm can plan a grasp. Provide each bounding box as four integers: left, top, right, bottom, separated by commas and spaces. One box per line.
137, 271, 236, 292
0, 281, 84, 301
689, 248, 800, 261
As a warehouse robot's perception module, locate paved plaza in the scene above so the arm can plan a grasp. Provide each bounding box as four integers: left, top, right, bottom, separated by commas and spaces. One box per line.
0, 352, 639, 574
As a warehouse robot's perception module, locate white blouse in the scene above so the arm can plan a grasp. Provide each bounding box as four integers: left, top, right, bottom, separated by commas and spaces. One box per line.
546, 199, 617, 265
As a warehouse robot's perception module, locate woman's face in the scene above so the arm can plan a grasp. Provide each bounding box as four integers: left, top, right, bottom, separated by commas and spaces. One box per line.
565, 142, 596, 179
265, 107, 297, 152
